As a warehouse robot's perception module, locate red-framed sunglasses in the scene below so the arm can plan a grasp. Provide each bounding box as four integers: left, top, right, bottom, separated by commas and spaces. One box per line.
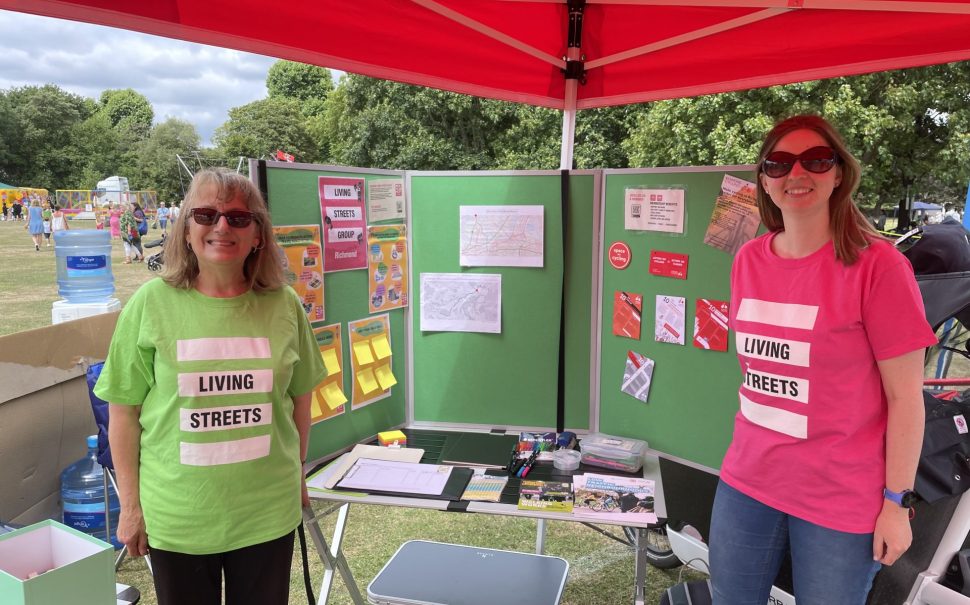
189, 208, 256, 228
761, 146, 839, 178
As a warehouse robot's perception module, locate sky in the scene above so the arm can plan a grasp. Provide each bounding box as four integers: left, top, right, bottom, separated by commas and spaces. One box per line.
0, 10, 295, 146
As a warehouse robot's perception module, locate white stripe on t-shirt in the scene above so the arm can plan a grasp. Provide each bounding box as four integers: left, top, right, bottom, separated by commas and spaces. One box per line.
178, 369, 274, 397
737, 299, 818, 330
739, 392, 807, 439
735, 332, 811, 367
179, 403, 272, 432
742, 368, 809, 404
177, 337, 271, 361
180, 435, 271, 466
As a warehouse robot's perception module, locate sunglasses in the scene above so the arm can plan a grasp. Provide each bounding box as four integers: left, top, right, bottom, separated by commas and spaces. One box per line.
761, 146, 839, 178
189, 208, 256, 228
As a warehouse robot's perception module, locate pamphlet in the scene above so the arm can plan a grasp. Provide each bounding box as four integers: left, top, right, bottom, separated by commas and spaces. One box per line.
572, 473, 657, 523
518, 480, 574, 513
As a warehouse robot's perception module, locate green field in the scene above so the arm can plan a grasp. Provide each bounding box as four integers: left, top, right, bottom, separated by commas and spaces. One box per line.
0, 218, 698, 604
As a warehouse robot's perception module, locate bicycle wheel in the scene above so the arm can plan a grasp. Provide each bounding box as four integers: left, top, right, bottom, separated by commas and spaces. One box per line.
624, 523, 681, 569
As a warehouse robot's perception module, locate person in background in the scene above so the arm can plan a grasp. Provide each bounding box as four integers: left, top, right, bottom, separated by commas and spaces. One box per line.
709, 115, 937, 605
120, 202, 143, 263
94, 168, 323, 605
170, 200, 181, 223
50, 204, 69, 248
157, 201, 171, 235
133, 202, 148, 237
2, 201, 8, 221
11, 197, 23, 222
26, 199, 44, 251
108, 203, 122, 240
42, 203, 53, 246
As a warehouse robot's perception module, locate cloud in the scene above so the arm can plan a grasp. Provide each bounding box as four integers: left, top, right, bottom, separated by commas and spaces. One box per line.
0, 10, 277, 146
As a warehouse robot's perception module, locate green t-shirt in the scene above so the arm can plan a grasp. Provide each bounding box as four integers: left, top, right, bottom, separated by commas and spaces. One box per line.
94, 278, 325, 554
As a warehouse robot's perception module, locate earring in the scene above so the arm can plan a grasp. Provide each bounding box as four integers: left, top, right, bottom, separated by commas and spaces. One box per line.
187, 242, 192, 251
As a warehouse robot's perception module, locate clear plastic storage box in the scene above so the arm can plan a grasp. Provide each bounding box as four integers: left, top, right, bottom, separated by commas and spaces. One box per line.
579, 433, 647, 473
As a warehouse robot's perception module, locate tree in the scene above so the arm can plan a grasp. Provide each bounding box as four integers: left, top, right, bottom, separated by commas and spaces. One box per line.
266, 60, 334, 117
132, 118, 202, 203
98, 88, 154, 141
212, 97, 315, 162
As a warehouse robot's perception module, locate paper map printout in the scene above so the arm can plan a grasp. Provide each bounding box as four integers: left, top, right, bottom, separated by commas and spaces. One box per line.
459, 205, 544, 267
272, 225, 324, 323
693, 299, 730, 352
621, 350, 655, 403
703, 174, 760, 256
319, 176, 367, 272
348, 314, 395, 409
419, 273, 502, 333
655, 295, 686, 345
367, 178, 406, 223
311, 324, 346, 423
624, 188, 686, 234
612, 291, 643, 339
367, 226, 409, 313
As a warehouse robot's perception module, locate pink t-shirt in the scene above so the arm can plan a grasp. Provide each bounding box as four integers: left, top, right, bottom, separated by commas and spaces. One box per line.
721, 232, 937, 533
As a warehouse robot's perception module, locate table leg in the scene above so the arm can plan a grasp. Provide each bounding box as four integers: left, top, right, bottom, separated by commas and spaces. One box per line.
302, 504, 366, 605
535, 518, 547, 554
633, 527, 648, 605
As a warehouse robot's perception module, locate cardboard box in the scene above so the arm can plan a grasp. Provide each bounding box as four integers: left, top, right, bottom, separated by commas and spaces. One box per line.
0, 520, 115, 605
51, 298, 121, 325
0, 313, 118, 525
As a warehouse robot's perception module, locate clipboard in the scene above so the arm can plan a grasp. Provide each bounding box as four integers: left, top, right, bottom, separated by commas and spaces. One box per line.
333, 459, 474, 501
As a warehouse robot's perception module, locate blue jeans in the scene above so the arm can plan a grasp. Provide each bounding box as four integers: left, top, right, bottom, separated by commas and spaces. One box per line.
710, 481, 880, 605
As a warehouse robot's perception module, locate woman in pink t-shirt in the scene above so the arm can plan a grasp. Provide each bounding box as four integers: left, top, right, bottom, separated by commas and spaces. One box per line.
709, 115, 936, 605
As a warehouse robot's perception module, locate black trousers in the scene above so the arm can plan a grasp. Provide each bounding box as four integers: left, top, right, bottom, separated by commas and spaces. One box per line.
149, 528, 296, 605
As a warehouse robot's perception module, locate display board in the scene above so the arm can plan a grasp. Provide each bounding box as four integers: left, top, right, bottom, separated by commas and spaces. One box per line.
598, 167, 757, 470
409, 171, 599, 430
259, 162, 409, 461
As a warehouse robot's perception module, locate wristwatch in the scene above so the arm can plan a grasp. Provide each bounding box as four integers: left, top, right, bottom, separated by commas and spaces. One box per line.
884, 487, 918, 509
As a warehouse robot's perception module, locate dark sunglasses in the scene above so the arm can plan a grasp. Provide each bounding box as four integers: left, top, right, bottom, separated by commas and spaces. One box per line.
190, 208, 256, 228
762, 146, 839, 178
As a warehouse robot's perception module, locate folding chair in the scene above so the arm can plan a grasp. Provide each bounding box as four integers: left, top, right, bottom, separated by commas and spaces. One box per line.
86, 362, 153, 574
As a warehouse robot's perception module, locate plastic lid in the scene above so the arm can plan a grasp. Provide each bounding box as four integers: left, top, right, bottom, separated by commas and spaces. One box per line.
553, 448, 582, 471
87, 434, 99, 448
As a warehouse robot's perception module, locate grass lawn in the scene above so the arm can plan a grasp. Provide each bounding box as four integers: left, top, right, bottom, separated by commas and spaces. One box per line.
0, 217, 699, 603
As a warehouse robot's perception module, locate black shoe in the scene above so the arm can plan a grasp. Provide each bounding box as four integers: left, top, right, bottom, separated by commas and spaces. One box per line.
35, 244, 39, 251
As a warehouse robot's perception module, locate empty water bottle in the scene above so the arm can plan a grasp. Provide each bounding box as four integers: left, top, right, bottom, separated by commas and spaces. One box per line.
60, 435, 121, 549
54, 229, 115, 303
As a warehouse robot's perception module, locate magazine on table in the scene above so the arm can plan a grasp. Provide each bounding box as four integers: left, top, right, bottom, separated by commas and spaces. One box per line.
517, 480, 574, 513
572, 473, 657, 523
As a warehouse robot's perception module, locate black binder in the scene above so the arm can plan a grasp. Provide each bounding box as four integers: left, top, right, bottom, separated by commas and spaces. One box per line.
333, 460, 474, 501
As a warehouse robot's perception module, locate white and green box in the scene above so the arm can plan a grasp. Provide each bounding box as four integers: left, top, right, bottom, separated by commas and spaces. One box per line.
0, 520, 114, 605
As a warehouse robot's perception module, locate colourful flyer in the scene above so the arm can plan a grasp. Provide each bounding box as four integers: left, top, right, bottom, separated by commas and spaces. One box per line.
693, 299, 730, 352
367, 226, 409, 313
348, 314, 395, 409
655, 295, 686, 345
319, 176, 367, 272
612, 291, 642, 340
272, 225, 324, 323
310, 324, 345, 423
649, 250, 689, 280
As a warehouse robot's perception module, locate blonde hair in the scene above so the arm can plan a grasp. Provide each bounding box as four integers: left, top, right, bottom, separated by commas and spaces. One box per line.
755, 114, 882, 265
162, 169, 285, 292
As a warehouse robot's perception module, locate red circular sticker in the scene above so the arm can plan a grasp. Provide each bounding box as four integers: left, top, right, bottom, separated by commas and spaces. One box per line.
608, 241, 631, 270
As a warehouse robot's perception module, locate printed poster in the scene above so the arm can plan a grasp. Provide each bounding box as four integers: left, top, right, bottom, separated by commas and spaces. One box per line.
348, 314, 397, 409
419, 273, 502, 333
367, 226, 409, 313
311, 324, 346, 423
624, 188, 686, 234
621, 350, 655, 403
319, 176, 367, 272
612, 291, 642, 340
649, 250, 689, 280
693, 299, 730, 352
703, 175, 760, 256
272, 225, 324, 323
367, 178, 406, 223
655, 295, 686, 345
460, 205, 544, 267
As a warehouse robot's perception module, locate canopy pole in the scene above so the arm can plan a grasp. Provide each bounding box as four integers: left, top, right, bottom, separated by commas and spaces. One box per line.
559, 0, 586, 170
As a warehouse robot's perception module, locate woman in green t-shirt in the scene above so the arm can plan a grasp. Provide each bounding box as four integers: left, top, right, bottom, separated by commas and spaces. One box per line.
95, 169, 325, 605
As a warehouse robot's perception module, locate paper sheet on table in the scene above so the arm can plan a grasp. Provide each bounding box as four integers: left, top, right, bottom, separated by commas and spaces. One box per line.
309, 444, 425, 490
374, 363, 397, 390
353, 341, 374, 365
357, 368, 379, 393
321, 348, 341, 374
322, 382, 348, 409
336, 458, 453, 495
371, 335, 392, 359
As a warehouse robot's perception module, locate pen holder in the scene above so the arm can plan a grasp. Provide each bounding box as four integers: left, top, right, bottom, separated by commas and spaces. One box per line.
552, 449, 581, 471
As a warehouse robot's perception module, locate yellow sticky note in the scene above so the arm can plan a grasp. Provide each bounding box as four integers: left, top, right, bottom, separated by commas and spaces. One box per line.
374, 363, 397, 390
322, 382, 348, 410
353, 341, 374, 365
371, 335, 392, 360
310, 391, 324, 417
321, 348, 341, 375
356, 368, 379, 394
